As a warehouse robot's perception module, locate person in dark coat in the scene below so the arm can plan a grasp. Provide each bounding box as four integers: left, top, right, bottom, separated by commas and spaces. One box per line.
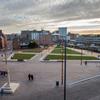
28, 74, 31, 80
85, 61, 87, 66
30, 74, 34, 80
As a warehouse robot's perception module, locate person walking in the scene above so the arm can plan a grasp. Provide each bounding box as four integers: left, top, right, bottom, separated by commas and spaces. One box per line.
30, 74, 34, 80
85, 61, 87, 66
28, 74, 34, 81
28, 74, 31, 80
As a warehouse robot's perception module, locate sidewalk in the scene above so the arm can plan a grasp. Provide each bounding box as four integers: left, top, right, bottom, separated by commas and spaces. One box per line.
39, 45, 56, 62
69, 47, 99, 58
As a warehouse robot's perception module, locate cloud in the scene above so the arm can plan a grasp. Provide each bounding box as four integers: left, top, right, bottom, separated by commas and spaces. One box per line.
0, 0, 100, 33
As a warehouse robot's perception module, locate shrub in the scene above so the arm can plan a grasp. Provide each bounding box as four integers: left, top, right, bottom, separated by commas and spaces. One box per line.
17, 59, 24, 62
28, 41, 38, 48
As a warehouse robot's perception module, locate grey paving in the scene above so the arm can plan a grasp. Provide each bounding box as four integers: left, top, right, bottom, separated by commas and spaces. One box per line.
1, 77, 100, 100
0, 48, 100, 100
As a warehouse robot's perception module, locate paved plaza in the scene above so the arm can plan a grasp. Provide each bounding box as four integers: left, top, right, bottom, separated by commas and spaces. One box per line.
0, 47, 100, 100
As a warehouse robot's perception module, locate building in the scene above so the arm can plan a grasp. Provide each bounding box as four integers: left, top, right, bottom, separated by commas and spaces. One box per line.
75, 35, 100, 46
75, 35, 100, 52
52, 31, 60, 43
31, 30, 40, 41
39, 31, 53, 46
13, 38, 20, 50
0, 36, 4, 49
0, 30, 7, 50
69, 32, 79, 41
20, 30, 53, 46
58, 27, 70, 45
6, 33, 20, 50
20, 30, 32, 44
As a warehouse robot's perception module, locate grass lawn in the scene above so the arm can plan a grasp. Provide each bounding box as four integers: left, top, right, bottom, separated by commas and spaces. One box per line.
45, 55, 98, 60
56, 45, 62, 48
21, 48, 44, 53
11, 53, 35, 60
52, 48, 81, 54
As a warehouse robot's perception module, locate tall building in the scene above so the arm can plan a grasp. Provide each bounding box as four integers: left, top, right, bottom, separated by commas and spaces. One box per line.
58, 27, 70, 42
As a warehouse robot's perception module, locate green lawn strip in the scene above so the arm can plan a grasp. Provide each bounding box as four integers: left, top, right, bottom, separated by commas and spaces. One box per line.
45, 55, 98, 60
52, 48, 81, 54
11, 53, 35, 60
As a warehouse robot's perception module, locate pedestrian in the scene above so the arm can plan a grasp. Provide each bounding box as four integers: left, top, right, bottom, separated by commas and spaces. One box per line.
85, 61, 87, 66
0, 88, 4, 96
30, 74, 34, 80
28, 74, 31, 80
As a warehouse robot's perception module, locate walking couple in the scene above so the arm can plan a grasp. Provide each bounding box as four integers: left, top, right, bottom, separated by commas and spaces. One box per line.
28, 74, 34, 81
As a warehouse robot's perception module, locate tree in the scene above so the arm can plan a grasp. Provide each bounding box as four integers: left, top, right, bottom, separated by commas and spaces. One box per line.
28, 41, 38, 48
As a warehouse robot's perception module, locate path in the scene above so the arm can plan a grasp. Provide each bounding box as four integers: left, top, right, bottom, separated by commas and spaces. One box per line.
69, 47, 99, 58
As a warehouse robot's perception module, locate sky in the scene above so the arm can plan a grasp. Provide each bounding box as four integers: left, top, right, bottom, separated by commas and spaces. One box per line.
0, 0, 100, 34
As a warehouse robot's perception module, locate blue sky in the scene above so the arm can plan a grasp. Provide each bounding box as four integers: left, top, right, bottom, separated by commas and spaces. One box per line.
0, 0, 100, 34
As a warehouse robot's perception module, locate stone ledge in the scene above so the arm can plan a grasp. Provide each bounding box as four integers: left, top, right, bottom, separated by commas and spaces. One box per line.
0, 82, 20, 94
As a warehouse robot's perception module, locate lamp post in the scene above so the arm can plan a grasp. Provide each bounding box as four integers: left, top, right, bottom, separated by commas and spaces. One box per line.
0, 33, 19, 94
4, 45, 11, 87
61, 40, 64, 85
80, 48, 83, 65
3, 38, 11, 87
59, 27, 67, 100
64, 38, 67, 100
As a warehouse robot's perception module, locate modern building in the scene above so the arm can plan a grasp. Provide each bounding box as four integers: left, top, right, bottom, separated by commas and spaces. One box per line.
20, 30, 53, 46
75, 35, 100, 52
58, 27, 70, 44
31, 30, 40, 41
52, 31, 60, 43
75, 35, 100, 46
69, 32, 79, 41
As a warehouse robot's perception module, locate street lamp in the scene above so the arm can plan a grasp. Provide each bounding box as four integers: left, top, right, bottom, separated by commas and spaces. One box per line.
52, 33, 64, 85
54, 27, 67, 100
4, 44, 11, 87
0, 33, 19, 94
59, 27, 67, 100
61, 40, 64, 85
80, 48, 83, 65
64, 38, 67, 100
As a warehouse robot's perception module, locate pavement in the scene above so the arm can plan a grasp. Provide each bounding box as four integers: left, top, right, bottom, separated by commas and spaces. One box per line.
69, 47, 99, 58
0, 46, 100, 100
